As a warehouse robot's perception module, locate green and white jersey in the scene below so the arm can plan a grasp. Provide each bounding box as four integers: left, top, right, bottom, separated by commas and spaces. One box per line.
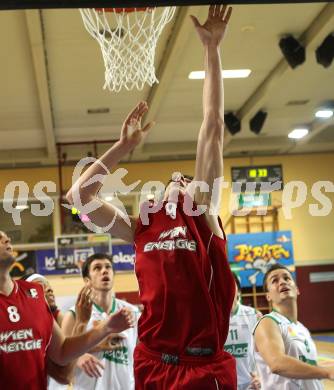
254, 311, 324, 390
225, 304, 260, 389
73, 297, 139, 390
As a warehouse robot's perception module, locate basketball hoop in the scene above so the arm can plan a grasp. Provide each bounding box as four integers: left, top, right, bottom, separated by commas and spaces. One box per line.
79, 7, 176, 92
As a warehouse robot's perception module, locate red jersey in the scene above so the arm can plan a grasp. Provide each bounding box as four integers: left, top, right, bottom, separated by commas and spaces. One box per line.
0, 280, 53, 390
134, 197, 235, 355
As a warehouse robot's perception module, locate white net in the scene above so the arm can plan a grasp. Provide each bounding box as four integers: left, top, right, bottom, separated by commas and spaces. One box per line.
79, 7, 176, 92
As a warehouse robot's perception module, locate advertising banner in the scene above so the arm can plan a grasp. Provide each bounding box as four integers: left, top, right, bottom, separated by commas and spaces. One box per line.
36, 249, 81, 276
111, 244, 135, 272
227, 230, 295, 287
36, 244, 136, 275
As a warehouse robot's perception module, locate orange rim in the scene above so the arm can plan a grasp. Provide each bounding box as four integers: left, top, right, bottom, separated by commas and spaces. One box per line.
94, 7, 154, 13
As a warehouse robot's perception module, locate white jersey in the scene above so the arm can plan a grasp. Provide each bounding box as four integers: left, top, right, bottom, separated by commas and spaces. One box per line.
224, 304, 260, 389
254, 311, 324, 390
73, 297, 139, 390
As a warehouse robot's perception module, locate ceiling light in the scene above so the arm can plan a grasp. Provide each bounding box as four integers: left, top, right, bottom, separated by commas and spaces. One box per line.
288, 128, 309, 139
188, 69, 251, 80
104, 195, 114, 202
315, 109, 333, 119
223, 69, 251, 78
15, 205, 29, 210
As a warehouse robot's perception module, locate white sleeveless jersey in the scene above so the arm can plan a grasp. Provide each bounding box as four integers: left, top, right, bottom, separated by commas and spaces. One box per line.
72, 297, 139, 390
224, 304, 260, 389
254, 311, 324, 390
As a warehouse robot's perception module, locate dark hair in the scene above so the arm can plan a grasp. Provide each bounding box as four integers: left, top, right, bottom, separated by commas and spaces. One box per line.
81, 253, 113, 279
232, 272, 241, 292
263, 264, 293, 292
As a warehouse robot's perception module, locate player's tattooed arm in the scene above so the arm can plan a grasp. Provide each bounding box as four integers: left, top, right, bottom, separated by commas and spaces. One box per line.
66, 101, 154, 243
190, 5, 232, 207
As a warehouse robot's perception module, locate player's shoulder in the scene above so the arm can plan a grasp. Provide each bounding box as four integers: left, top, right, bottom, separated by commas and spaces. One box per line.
237, 304, 257, 318
240, 304, 257, 315
67, 304, 76, 316
16, 279, 44, 295
238, 304, 261, 328
17, 279, 38, 288
253, 311, 282, 335
262, 311, 286, 325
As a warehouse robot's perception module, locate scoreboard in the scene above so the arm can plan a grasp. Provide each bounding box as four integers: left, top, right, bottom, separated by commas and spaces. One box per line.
231, 165, 283, 192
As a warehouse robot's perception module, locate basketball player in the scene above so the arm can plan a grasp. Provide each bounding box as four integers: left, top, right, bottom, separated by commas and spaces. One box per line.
61, 253, 139, 389
66, 5, 236, 389
22, 273, 64, 326
225, 274, 261, 390
0, 230, 134, 390
254, 264, 334, 389
20, 273, 73, 386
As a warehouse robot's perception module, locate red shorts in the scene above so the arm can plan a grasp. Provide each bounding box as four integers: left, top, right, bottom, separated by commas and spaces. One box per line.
134, 342, 237, 390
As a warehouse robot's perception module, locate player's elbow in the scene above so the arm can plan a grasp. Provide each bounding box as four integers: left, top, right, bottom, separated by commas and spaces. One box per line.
268, 356, 286, 375
203, 113, 224, 131
65, 185, 93, 206
65, 189, 73, 204
51, 353, 68, 367
51, 372, 72, 385
48, 354, 74, 381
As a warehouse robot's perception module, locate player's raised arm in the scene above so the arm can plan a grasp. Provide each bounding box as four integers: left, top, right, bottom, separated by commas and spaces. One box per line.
66, 102, 154, 243
190, 5, 232, 207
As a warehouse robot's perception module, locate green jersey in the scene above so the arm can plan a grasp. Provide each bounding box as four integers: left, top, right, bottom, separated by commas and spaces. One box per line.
73, 297, 139, 390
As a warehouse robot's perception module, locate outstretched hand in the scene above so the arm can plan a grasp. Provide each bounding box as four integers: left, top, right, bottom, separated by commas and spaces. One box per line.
77, 353, 104, 378
120, 101, 155, 151
75, 286, 94, 325
105, 307, 135, 334
249, 372, 262, 389
190, 5, 232, 47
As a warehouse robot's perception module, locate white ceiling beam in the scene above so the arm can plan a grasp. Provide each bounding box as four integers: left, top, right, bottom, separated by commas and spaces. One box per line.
141, 6, 202, 151
224, 3, 334, 150
25, 10, 56, 159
